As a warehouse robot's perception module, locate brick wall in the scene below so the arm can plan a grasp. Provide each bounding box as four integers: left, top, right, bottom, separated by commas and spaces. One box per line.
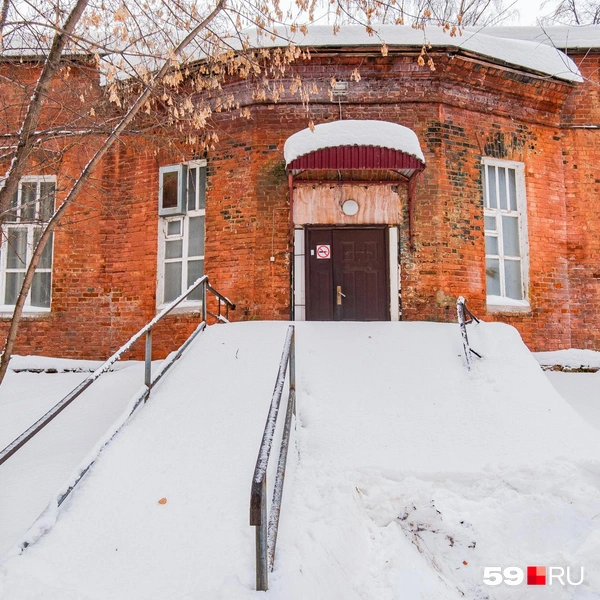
1, 46, 598, 358
563, 53, 600, 349
201, 52, 577, 350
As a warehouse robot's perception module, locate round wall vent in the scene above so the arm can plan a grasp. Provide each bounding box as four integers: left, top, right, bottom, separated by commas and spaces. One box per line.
342, 199, 359, 216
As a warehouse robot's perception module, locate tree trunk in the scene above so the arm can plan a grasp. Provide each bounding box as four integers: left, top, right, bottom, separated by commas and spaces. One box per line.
0, 0, 10, 37
0, 0, 90, 221
0, 0, 225, 385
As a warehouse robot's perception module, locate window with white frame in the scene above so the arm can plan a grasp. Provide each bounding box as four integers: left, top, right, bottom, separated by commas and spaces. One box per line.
157, 161, 206, 306
482, 158, 528, 304
0, 176, 55, 310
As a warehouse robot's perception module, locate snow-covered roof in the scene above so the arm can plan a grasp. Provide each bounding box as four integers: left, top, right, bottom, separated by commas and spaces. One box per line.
3, 24, 591, 84
473, 25, 600, 51
235, 25, 583, 83
284, 119, 425, 166
0, 25, 95, 58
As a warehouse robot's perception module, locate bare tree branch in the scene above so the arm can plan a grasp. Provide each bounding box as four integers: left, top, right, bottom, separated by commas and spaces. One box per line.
542, 0, 600, 24
0, 0, 226, 383
0, 0, 89, 221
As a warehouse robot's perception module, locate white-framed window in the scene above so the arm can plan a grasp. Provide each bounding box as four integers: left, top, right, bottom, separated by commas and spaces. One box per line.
158, 164, 187, 216
482, 158, 529, 306
157, 160, 206, 307
0, 176, 55, 311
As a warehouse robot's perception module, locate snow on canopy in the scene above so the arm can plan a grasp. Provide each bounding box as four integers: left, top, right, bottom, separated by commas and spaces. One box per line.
233, 25, 583, 83
284, 120, 425, 167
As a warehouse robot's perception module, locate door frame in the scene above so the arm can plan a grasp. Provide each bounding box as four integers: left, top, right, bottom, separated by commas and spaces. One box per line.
294, 225, 399, 321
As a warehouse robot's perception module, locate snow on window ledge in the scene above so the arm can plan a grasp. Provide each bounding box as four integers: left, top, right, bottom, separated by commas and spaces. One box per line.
486, 295, 530, 313
156, 300, 203, 315
0, 306, 51, 318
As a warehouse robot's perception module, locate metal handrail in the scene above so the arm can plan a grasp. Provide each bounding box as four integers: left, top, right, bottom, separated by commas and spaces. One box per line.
0, 275, 235, 467
206, 282, 235, 322
457, 296, 482, 370
250, 325, 296, 591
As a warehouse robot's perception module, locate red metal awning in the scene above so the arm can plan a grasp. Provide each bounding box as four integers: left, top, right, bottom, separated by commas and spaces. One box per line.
286, 145, 424, 175
284, 119, 426, 177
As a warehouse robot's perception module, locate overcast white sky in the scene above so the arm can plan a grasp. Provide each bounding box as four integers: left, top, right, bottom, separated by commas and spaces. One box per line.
304, 1, 566, 28
505, 0, 549, 25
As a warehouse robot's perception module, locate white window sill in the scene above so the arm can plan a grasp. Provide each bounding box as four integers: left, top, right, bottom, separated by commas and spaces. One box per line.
0, 306, 51, 319
156, 300, 203, 315
486, 295, 530, 314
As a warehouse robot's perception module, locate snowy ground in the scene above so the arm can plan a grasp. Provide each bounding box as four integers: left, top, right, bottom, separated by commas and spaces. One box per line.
0, 321, 599, 599
544, 371, 600, 431
534, 349, 600, 431
0, 358, 155, 557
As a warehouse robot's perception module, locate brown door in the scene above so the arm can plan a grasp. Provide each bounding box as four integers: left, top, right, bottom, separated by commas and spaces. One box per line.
306, 227, 389, 321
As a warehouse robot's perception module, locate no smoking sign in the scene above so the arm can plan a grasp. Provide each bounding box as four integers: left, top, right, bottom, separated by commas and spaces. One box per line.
316, 245, 331, 259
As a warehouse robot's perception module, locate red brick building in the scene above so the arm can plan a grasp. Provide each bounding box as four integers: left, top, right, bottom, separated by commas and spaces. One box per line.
1, 25, 599, 358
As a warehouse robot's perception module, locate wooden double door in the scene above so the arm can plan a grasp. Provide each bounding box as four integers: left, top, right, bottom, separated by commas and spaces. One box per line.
306, 227, 389, 321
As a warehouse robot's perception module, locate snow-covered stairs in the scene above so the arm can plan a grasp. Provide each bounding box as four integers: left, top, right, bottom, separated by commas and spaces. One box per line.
2, 321, 600, 600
